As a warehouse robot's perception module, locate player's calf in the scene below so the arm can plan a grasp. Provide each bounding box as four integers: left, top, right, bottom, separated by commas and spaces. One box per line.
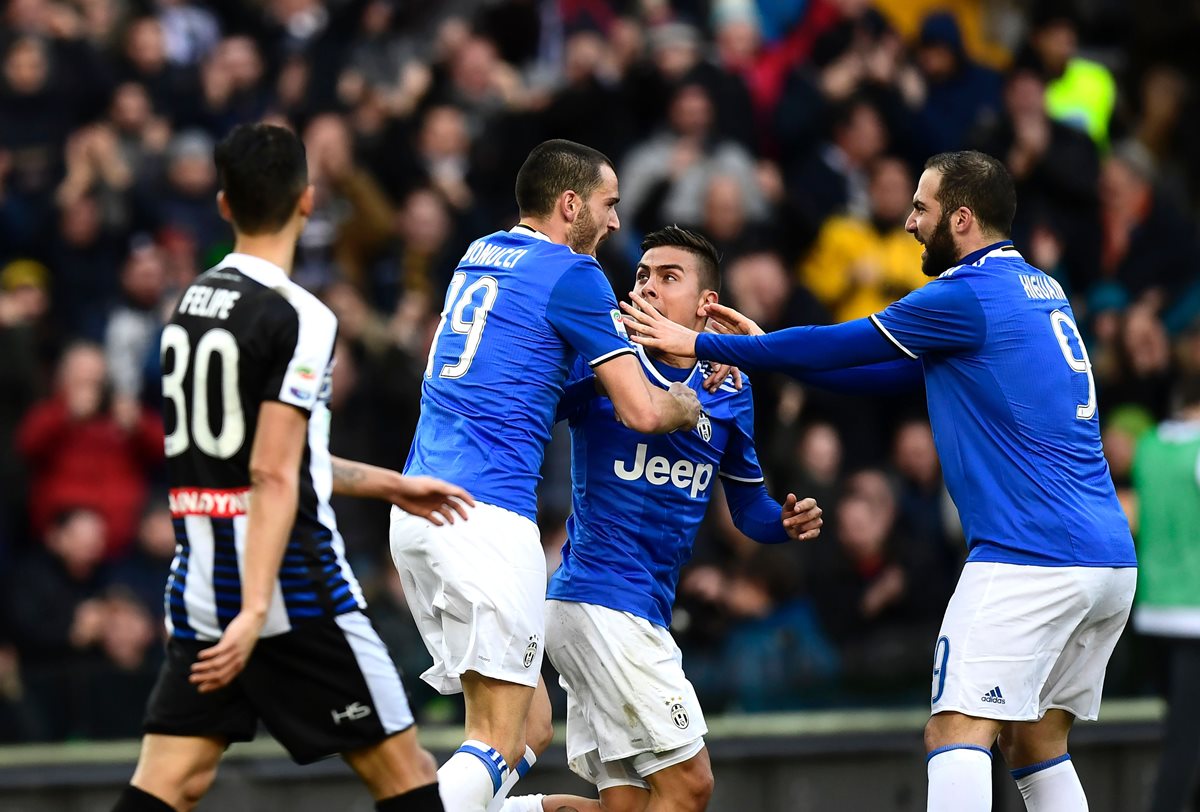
643, 749, 713, 812
924, 713, 1001, 812
999, 710, 1086, 812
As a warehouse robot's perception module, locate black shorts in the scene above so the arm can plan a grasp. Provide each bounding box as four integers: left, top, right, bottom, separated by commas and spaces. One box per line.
144, 611, 414, 764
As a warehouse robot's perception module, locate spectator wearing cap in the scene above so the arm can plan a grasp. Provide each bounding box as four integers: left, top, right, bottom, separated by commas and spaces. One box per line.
910, 11, 1002, 156
1098, 140, 1198, 311
142, 129, 229, 261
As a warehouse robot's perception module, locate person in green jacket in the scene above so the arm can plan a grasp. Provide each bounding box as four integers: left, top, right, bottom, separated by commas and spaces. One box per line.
1133, 376, 1200, 812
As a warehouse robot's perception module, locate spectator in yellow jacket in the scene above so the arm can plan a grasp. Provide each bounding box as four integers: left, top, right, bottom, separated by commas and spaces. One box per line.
799, 156, 927, 323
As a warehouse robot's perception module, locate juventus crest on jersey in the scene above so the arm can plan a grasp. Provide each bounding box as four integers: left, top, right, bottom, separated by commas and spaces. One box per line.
160, 253, 364, 642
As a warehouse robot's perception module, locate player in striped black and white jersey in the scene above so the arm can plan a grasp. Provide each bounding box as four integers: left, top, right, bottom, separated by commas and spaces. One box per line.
112, 124, 468, 812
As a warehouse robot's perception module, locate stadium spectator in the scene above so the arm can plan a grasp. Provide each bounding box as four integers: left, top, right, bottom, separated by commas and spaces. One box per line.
16, 342, 163, 558
104, 239, 168, 402
799, 155, 925, 323
110, 499, 175, 624
1133, 377, 1200, 812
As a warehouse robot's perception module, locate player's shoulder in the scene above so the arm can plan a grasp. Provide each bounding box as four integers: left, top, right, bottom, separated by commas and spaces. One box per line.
212, 254, 336, 339
938, 244, 1027, 281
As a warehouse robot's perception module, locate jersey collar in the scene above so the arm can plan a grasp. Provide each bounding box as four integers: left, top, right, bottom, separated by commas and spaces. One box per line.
219, 252, 291, 288
635, 343, 700, 387
957, 240, 1016, 267
511, 223, 552, 243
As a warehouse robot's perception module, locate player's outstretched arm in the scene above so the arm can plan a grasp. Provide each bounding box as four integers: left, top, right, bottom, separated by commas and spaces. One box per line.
330, 456, 473, 524
191, 401, 306, 693
593, 353, 701, 433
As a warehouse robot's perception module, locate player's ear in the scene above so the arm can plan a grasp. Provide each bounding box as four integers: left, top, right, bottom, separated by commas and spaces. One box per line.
216, 191, 233, 224
561, 190, 578, 223
697, 290, 718, 315
297, 184, 316, 219
955, 206, 972, 234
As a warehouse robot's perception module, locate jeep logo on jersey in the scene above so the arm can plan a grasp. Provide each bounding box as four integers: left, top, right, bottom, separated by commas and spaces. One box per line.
331, 702, 372, 725
670, 702, 690, 730
696, 411, 712, 442
523, 635, 539, 668
613, 443, 714, 498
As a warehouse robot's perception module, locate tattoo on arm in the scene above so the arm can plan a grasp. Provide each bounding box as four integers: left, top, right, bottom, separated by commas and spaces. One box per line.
331, 459, 366, 493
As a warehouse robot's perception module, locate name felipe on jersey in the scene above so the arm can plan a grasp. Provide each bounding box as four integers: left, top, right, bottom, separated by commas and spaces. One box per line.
613, 443, 714, 498
459, 239, 531, 269
177, 285, 242, 320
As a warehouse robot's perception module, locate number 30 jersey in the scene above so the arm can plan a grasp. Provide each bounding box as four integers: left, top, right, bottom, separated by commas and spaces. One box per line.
870, 242, 1136, 568
404, 225, 634, 521
161, 252, 364, 642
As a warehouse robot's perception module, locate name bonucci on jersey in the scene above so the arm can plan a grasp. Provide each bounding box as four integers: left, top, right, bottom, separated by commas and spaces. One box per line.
161, 253, 365, 642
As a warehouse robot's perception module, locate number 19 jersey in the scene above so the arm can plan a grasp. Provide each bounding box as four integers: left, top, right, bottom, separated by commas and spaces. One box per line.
404, 226, 634, 521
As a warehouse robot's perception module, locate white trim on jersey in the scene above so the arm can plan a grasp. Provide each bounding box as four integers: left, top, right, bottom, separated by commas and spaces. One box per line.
718, 472, 765, 484
309, 401, 367, 612
511, 224, 553, 243
182, 515, 220, 638
335, 612, 414, 733
634, 343, 701, 388
590, 346, 636, 367
869, 313, 918, 359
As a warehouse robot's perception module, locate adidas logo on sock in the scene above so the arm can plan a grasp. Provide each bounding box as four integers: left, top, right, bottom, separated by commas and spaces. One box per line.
981, 686, 1006, 704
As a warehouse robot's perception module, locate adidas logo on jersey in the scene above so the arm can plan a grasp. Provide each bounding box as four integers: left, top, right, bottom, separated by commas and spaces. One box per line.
981, 686, 1005, 704
613, 443, 714, 498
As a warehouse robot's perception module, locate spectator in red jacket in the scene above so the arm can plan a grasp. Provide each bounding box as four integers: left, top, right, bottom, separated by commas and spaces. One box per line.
16, 342, 163, 558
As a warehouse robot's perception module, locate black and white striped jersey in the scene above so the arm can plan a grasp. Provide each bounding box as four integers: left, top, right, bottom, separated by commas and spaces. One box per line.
161, 252, 365, 642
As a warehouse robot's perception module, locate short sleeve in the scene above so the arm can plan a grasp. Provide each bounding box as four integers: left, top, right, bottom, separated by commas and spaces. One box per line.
259, 292, 338, 413
870, 276, 987, 358
718, 383, 765, 484
546, 259, 635, 368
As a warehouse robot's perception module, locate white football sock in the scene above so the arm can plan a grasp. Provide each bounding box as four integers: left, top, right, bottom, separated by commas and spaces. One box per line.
498, 796, 545, 812
1012, 754, 1087, 811
927, 744, 993, 812
486, 746, 537, 812
439, 740, 510, 812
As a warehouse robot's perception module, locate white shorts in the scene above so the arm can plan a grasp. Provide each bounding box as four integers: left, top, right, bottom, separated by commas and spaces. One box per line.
931, 562, 1136, 722
389, 501, 547, 694
546, 599, 707, 790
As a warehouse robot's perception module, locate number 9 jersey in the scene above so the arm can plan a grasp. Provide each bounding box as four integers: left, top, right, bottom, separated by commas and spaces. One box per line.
404, 225, 634, 522
869, 242, 1136, 568
160, 253, 365, 641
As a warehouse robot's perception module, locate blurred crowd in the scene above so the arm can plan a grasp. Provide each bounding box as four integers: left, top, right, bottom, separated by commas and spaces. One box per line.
1, 0, 1199, 742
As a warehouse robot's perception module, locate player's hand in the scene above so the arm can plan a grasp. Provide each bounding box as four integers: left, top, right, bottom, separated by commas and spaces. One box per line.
782, 494, 823, 541
702, 362, 742, 392
190, 610, 266, 693
702, 303, 765, 336
701, 320, 743, 392
620, 293, 700, 358
667, 382, 702, 430
389, 475, 475, 525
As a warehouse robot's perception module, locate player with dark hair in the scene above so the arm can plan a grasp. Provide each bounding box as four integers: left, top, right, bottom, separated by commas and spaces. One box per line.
112, 123, 470, 812
622, 150, 1136, 812
501, 225, 823, 812
391, 141, 702, 812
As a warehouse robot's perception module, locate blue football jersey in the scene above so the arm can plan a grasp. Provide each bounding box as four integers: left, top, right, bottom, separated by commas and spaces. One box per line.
547, 347, 765, 627
404, 226, 634, 521
871, 242, 1135, 567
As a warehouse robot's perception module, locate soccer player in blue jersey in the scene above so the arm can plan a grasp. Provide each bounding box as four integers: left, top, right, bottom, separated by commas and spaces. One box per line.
390, 142, 703, 812
500, 226, 824, 812
621, 151, 1137, 812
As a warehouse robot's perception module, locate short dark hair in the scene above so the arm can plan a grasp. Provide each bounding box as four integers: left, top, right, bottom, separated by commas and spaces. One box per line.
640, 226, 721, 293
214, 123, 308, 235
514, 139, 614, 218
924, 150, 1016, 237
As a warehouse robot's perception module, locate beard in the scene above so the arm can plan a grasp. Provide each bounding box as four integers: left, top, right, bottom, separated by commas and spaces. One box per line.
567, 204, 605, 256
920, 214, 960, 277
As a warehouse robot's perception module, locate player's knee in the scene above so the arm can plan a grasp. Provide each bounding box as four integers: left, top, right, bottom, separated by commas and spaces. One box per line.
675, 760, 714, 810
526, 714, 554, 757
177, 763, 218, 811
